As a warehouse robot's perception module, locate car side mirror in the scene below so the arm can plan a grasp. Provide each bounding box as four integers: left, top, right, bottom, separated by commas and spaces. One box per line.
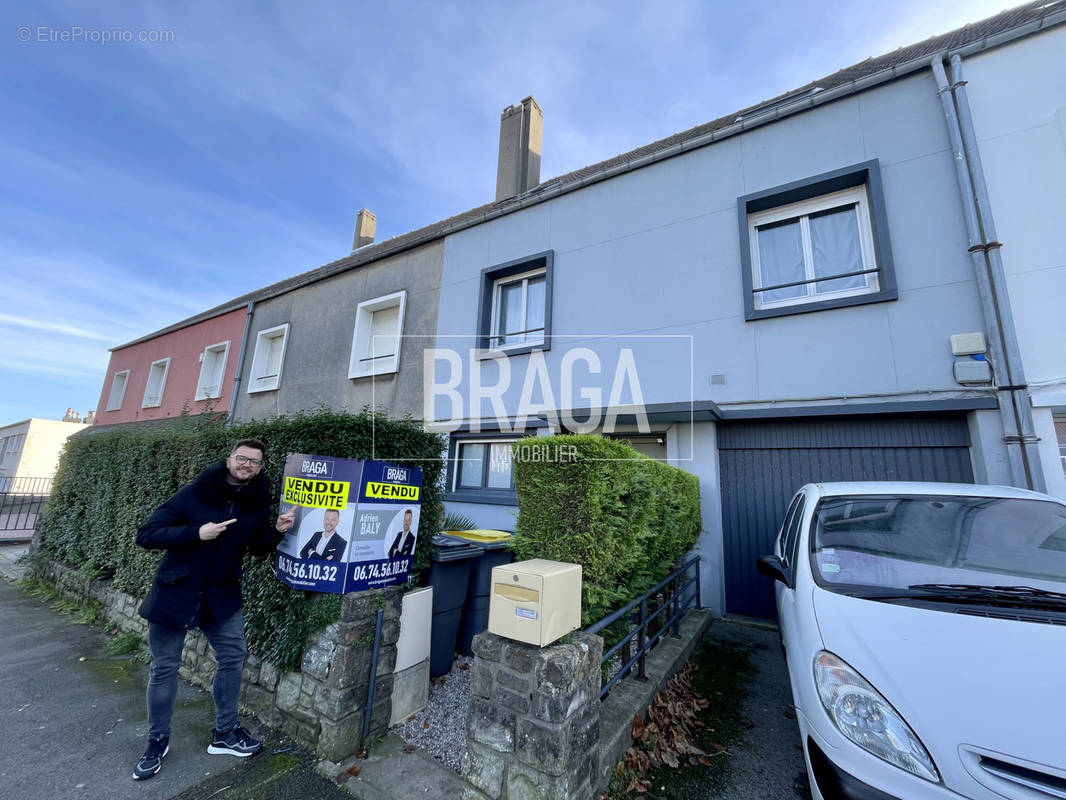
757, 554, 793, 588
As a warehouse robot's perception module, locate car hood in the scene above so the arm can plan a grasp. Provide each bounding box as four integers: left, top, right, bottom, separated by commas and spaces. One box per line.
812, 588, 1066, 773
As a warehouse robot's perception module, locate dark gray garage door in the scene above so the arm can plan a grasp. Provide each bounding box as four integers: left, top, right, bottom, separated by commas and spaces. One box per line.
719, 414, 975, 618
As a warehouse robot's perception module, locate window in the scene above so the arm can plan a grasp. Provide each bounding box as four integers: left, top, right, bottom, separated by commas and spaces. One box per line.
348, 291, 406, 379
1056, 417, 1066, 476
141, 358, 170, 408
451, 438, 517, 494
738, 161, 897, 320
477, 251, 553, 355
248, 324, 289, 393
195, 341, 230, 401
106, 370, 129, 411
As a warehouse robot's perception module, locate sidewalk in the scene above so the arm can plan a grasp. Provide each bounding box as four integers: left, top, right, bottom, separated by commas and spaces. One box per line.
0, 564, 352, 800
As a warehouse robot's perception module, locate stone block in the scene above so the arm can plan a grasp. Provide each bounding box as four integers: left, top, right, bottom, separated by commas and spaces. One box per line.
260, 659, 280, 691
461, 740, 507, 798
469, 698, 516, 753
282, 716, 319, 748
515, 717, 566, 774
275, 673, 304, 714
380, 619, 400, 647
535, 648, 580, 694
375, 644, 397, 676
313, 684, 364, 721
496, 668, 531, 695
471, 632, 504, 663
507, 760, 593, 800
326, 644, 372, 690
317, 712, 363, 762
496, 689, 530, 715
503, 641, 536, 674
301, 638, 337, 682
336, 618, 375, 645
470, 661, 494, 699
533, 680, 590, 724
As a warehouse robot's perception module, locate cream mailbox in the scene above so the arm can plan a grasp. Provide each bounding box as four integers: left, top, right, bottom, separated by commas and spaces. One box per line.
488, 559, 582, 647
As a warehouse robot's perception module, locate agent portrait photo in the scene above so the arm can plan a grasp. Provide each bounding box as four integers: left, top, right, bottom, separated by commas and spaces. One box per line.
299, 508, 348, 561
387, 508, 417, 558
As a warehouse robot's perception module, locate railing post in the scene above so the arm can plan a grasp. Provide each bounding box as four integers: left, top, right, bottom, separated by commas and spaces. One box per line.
672, 573, 680, 636
637, 598, 647, 681
695, 560, 702, 610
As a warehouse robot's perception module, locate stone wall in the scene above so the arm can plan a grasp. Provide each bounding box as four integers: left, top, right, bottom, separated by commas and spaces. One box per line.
30, 558, 401, 762
461, 631, 603, 800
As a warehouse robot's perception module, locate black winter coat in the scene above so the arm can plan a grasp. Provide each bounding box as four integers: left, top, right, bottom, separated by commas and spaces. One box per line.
136, 462, 282, 629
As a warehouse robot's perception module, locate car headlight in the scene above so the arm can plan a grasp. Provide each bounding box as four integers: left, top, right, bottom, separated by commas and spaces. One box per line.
814, 651, 940, 783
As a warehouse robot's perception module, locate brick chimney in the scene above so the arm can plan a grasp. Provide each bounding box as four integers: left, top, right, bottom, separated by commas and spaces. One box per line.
352, 208, 376, 251
495, 96, 542, 201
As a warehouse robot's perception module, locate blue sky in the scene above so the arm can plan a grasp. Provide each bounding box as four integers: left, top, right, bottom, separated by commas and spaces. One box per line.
1, 0, 1008, 423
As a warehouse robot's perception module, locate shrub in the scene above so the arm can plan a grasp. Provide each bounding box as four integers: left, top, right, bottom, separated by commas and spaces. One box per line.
37, 409, 445, 669
510, 435, 701, 625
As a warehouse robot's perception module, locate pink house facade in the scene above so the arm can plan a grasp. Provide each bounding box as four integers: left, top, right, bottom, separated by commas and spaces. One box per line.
95, 307, 249, 425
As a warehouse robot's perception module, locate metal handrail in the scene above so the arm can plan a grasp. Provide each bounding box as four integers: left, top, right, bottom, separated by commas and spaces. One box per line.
585, 555, 701, 699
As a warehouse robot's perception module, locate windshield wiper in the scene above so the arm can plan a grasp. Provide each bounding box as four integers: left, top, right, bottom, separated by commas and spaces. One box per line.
908, 584, 1066, 602
849, 583, 1066, 609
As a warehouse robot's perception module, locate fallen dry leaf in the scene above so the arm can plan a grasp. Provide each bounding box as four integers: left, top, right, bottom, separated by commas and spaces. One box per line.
346, 765, 361, 777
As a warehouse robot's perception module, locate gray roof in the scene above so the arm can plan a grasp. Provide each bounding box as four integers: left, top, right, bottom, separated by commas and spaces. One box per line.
115, 0, 1065, 350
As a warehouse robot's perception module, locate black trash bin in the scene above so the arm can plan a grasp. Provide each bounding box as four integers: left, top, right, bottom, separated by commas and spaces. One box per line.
426, 534, 481, 677
443, 530, 514, 655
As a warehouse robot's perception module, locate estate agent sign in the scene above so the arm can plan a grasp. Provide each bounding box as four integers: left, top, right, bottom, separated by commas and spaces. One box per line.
274, 453, 422, 593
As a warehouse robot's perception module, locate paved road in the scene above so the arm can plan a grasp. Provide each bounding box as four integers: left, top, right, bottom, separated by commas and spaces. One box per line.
709, 619, 811, 800
0, 575, 349, 800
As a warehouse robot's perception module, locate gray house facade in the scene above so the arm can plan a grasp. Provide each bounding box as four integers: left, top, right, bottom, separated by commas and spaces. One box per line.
426, 2, 1066, 617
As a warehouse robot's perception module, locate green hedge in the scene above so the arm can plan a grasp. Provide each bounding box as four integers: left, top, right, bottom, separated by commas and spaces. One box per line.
510, 434, 701, 626
37, 410, 445, 669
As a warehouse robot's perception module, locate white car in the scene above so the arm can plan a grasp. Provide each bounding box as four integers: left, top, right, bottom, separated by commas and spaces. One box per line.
758, 481, 1066, 800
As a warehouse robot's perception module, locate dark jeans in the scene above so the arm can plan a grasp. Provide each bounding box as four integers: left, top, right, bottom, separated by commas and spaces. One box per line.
146, 610, 246, 739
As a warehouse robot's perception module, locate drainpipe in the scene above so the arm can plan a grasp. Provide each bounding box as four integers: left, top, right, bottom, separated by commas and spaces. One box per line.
226, 301, 255, 424
931, 55, 1046, 492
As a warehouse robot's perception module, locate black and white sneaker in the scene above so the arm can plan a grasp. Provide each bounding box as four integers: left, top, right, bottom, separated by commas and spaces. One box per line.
207, 724, 262, 757
132, 736, 169, 781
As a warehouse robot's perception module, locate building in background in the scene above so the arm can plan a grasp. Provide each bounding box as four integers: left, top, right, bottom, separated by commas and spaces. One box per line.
0, 417, 86, 490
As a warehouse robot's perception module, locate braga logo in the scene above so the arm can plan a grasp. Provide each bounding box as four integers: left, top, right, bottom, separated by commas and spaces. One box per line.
300, 458, 334, 478
385, 466, 409, 483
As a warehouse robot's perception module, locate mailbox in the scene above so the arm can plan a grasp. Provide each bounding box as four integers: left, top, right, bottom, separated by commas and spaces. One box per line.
488, 559, 582, 647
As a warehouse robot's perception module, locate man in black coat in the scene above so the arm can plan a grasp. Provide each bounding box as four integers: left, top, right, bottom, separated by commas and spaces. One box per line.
131, 439, 294, 781
387, 508, 416, 558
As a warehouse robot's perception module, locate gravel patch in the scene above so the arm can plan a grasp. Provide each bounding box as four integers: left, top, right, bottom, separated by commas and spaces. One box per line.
393, 656, 472, 772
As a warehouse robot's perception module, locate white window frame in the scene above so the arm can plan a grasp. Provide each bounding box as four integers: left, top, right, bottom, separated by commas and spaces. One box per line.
195, 340, 230, 401
247, 324, 289, 393
106, 370, 130, 411
348, 290, 407, 379
452, 438, 517, 492
141, 358, 171, 409
488, 267, 546, 351
749, 186, 879, 311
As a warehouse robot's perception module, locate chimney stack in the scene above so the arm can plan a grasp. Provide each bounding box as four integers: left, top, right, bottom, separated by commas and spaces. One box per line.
495, 96, 542, 201
352, 208, 376, 251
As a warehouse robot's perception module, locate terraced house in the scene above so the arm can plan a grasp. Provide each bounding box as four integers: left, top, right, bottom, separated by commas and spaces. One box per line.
91, 1, 1066, 619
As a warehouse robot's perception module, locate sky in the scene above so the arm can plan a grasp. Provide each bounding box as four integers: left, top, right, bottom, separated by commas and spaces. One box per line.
1, 0, 1014, 424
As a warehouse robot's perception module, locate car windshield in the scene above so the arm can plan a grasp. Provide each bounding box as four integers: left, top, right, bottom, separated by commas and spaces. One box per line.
809, 494, 1066, 594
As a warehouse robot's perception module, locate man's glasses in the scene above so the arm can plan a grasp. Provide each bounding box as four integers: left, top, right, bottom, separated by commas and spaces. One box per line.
231, 454, 263, 467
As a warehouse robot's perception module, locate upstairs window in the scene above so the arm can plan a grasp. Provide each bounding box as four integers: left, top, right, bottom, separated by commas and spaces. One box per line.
195, 341, 230, 401
739, 161, 897, 320
349, 291, 406, 379
248, 324, 289, 393
106, 370, 129, 411
477, 251, 553, 355
141, 358, 170, 408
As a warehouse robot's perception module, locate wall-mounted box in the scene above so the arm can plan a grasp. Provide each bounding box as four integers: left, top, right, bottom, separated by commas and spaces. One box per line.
950, 332, 987, 356
488, 559, 581, 647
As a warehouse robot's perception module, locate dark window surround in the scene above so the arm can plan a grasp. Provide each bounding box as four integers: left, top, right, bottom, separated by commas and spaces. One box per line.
476, 250, 554, 358
446, 431, 535, 505
738, 160, 898, 321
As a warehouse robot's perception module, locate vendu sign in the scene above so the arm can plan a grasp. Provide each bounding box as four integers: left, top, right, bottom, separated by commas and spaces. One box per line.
274, 454, 422, 594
